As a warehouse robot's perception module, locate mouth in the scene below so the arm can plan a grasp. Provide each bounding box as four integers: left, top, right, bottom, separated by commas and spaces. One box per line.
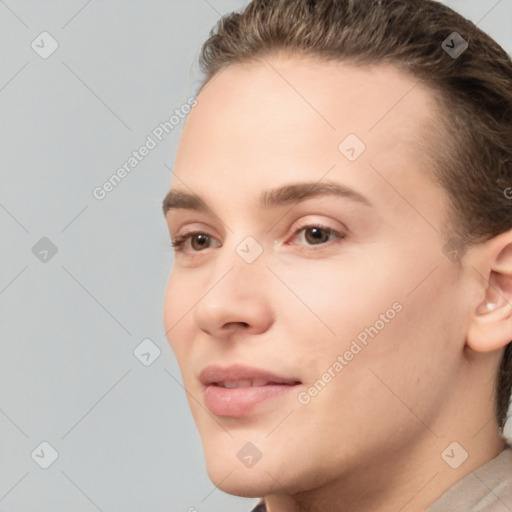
199, 364, 302, 417
213, 379, 287, 388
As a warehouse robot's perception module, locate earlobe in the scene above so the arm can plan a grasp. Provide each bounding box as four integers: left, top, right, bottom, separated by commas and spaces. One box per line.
468, 287, 512, 352
466, 238, 512, 353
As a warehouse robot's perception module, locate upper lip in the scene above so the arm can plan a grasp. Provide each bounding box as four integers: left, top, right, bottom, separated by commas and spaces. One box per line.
199, 364, 301, 386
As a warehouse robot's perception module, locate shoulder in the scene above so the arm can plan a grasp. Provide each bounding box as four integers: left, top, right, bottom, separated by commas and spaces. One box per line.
427, 446, 512, 512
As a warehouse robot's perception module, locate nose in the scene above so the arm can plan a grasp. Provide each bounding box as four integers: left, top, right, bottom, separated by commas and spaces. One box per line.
192, 255, 275, 340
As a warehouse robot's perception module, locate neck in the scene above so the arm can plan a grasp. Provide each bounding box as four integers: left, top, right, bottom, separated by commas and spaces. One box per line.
263, 427, 506, 512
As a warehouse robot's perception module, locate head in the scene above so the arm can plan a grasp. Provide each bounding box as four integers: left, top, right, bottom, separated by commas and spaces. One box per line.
162, 0, 512, 504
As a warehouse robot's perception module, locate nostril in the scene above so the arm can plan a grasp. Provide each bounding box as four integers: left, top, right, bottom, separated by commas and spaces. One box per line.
225, 322, 249, 328
222, 322, 249, 333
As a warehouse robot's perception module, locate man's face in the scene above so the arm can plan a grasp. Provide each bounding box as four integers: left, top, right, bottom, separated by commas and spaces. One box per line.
163, 56, 473, 496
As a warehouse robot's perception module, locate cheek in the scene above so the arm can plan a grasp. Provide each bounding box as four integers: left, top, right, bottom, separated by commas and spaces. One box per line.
271, 256, 405, 355
340, 266, 462, 417
279, 253, 462, 397
163, 272, 194, 357
281, 271, 460, 459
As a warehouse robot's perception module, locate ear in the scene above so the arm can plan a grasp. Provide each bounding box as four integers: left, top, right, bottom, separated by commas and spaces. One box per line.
467, 233, 512, 353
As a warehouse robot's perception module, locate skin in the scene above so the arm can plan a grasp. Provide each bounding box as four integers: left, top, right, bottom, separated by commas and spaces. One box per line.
162, 55, 512, 512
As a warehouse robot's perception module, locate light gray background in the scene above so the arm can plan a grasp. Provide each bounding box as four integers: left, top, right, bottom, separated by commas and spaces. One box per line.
1, 1, 511, 511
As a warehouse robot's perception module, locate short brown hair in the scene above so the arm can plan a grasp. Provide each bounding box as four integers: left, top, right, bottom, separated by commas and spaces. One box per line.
197, 0, 512, 430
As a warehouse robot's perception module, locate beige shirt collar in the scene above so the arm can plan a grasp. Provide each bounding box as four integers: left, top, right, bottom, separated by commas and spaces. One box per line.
426, 446, 512, 512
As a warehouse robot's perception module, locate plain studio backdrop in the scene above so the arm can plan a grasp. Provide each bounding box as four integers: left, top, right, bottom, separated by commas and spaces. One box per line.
1, 1, 511, 511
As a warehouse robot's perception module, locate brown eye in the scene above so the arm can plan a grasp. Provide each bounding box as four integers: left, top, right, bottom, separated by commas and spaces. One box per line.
291, 224, 344, 247
171, 231, 221, 253
304, 227, 331, 245
190, 233, 212, 251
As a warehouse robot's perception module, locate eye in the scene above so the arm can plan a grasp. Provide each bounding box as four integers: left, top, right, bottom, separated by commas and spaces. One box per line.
289, 223, 345, 247
171, 231, 221, 253
170, 223, 345, 255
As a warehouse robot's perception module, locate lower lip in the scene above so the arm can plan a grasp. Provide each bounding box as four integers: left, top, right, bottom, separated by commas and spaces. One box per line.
203, 383, 298, 417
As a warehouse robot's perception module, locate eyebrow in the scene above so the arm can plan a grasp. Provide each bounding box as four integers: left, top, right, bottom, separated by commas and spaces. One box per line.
162, 181, 372, 216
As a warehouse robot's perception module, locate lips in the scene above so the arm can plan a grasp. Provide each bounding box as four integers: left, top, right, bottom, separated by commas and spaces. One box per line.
199, 364, 300, 387
199, 364, 301, 417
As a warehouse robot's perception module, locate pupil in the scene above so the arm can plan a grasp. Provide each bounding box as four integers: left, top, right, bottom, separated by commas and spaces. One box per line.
306, 227, 327, 244
192, 234, 209, 250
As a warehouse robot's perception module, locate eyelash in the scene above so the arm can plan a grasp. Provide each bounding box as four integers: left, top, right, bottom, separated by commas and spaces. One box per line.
170, 223, 345, 254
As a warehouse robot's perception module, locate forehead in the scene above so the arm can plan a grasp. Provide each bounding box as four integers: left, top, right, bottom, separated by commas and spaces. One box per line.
171, 56, 442, 206
189, 56, 438, 137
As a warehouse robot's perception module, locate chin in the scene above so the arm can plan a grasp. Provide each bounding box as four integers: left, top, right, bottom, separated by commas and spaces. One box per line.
202, 443, 320, 500
204, 462, 280, 498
